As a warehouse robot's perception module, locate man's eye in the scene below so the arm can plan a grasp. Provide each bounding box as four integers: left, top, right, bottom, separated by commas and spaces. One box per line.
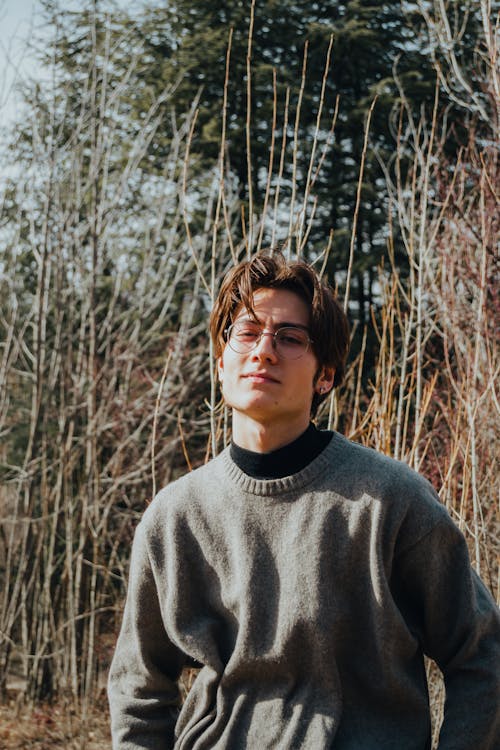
235, 327, 259, 339
278, 331, 304, 345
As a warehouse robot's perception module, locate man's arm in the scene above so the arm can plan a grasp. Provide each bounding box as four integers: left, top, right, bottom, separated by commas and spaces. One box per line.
108, 521, 186, 750
394, 517, 500, 749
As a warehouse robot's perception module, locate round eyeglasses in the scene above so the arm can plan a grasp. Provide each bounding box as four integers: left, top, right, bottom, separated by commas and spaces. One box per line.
224, 322, 313, 360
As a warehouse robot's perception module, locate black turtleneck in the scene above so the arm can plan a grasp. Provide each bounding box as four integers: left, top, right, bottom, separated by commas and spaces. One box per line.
230, 422, 333, 480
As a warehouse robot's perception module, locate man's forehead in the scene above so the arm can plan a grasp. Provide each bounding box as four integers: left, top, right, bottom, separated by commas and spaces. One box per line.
232, 287, 311, 324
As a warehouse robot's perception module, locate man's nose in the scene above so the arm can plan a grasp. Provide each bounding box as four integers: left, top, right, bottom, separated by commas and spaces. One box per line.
252, 331, 278, 360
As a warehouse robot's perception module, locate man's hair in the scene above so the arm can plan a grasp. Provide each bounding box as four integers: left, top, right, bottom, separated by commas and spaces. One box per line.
210, 252, 350, 417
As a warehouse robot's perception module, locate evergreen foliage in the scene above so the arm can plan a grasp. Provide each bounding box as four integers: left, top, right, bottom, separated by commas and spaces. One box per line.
133, 0, 441, 321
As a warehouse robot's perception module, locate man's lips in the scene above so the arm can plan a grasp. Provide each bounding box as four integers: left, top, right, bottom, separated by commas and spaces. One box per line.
242, 371, 280, 384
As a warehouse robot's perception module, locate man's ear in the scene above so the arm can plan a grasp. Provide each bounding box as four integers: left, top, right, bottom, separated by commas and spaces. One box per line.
315, 366, 335, 394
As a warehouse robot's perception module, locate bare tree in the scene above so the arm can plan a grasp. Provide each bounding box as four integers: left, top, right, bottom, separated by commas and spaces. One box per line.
0, 3, 215, 720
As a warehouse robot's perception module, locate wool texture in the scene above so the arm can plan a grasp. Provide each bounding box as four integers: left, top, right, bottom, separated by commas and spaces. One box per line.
108, 431, 500, 749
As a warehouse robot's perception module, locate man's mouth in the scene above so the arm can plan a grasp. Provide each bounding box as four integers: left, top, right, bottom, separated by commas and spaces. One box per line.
243, 371, 280, 384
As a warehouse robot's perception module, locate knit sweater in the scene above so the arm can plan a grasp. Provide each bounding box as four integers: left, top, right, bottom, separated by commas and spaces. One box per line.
108, 431, 500, 749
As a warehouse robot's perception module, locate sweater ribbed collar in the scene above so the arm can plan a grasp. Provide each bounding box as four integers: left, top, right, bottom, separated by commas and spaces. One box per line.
221, 429, 343, 497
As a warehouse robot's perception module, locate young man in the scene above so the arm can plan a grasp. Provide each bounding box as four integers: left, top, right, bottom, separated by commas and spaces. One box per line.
108, 253, 500, 749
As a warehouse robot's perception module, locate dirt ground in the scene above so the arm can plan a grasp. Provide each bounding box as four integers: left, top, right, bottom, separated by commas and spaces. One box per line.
0, 692, 111, 750
0, 666, 202, 748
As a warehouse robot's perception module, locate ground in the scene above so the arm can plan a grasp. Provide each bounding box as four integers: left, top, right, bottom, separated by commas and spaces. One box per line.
0, 667, 199, 749
0, 692, 111, 750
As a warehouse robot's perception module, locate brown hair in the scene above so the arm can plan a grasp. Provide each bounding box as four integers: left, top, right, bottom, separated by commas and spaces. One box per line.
210, 252, 350, 417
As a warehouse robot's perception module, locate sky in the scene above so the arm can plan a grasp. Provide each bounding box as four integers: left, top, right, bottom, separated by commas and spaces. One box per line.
0, 0, 134, 131
0, 0, 40, 128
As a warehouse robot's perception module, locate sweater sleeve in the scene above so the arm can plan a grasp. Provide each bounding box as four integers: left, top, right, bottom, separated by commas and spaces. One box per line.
108, 520, 186, 750
393, 517, 500, 750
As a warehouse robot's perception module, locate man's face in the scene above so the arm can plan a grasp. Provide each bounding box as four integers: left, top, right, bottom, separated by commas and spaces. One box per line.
217, 287, 333, 439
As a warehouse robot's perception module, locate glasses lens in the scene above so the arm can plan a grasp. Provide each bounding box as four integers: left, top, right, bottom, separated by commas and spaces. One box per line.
275, 327, 310, 359
228, 322, 262, 353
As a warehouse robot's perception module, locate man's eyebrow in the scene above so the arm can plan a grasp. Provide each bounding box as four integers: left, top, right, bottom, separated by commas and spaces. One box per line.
235, 315, 309, 331
275, 322, 309, 331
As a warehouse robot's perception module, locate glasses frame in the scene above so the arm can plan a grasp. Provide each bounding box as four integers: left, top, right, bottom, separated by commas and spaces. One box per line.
224, 322, 313, 360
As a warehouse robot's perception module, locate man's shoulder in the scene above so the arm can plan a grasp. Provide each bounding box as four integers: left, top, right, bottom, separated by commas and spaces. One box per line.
331, 432, 431, 485
329, 432, 447, 520
325, 433, 455, 557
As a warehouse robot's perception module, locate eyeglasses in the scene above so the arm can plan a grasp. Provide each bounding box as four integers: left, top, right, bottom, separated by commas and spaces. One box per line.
224, 322, 313, 360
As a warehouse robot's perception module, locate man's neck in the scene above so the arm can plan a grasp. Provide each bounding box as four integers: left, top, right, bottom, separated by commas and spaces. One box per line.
231, 413, 311, 453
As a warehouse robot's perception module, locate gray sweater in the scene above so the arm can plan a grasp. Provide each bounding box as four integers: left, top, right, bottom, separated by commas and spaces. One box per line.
108, 432, 500, 749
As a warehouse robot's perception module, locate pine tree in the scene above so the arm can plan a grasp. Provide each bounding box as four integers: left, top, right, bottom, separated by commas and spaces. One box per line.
132, 0, 439, 319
